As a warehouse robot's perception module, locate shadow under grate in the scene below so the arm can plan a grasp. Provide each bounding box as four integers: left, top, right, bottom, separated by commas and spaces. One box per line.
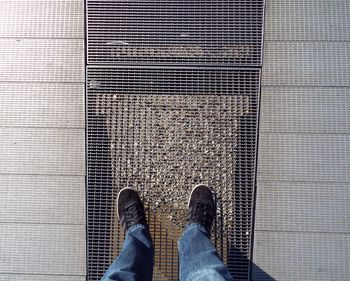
87, 67, 260, 281
86, 0, 264, 66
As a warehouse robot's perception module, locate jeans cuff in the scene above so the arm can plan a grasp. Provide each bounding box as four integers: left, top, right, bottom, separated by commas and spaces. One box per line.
126, 224, 146, 234
182, 223, 208, 236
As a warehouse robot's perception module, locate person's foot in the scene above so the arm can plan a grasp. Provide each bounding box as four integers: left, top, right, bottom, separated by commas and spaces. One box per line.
117, 187, 148, 232
187, 184, 215, 235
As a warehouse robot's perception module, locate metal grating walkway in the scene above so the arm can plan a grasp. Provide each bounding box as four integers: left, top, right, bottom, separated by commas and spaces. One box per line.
87, 0, 264, 66
86, 1, 265, 280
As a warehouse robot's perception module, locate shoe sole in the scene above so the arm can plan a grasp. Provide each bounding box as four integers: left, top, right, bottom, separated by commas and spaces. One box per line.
187, 184, 214, 208
116, 187, 135, 220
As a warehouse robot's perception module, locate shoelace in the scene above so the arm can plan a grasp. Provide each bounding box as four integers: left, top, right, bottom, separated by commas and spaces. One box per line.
189, 201, 213, 229
122, 203, 143, 230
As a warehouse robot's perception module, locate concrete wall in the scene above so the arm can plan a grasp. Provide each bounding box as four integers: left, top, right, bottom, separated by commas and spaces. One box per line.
253, 1, 350, 280
0, 1, 86, 279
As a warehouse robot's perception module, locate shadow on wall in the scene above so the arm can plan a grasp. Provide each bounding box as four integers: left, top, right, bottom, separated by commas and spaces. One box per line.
251, 263, 276, 281
228, 248, 276, 281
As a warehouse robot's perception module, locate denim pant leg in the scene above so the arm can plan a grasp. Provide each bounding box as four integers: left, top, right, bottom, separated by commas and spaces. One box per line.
178, 223, 234, 281
100, 224, 154, 281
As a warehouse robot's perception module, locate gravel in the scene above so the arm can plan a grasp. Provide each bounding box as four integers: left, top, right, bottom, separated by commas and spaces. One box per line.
97, 93, 250, 231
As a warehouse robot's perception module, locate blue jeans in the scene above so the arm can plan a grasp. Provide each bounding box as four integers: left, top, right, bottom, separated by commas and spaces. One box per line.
101, 223, 234, 281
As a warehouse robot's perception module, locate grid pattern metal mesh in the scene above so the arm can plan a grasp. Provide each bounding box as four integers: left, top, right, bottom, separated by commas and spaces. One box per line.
87, 0, 264, 66
87, 67, 260, 280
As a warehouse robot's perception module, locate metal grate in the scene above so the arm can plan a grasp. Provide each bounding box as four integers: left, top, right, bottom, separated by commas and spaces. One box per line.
87, 67, 260, 281
86, 0, 264, 66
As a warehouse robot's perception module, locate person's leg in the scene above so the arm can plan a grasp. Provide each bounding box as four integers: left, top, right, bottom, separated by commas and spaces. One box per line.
101, 188, 153, 281
178, 185, 234, 281
101, 224, 153, 281
178, 223, 233, 281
